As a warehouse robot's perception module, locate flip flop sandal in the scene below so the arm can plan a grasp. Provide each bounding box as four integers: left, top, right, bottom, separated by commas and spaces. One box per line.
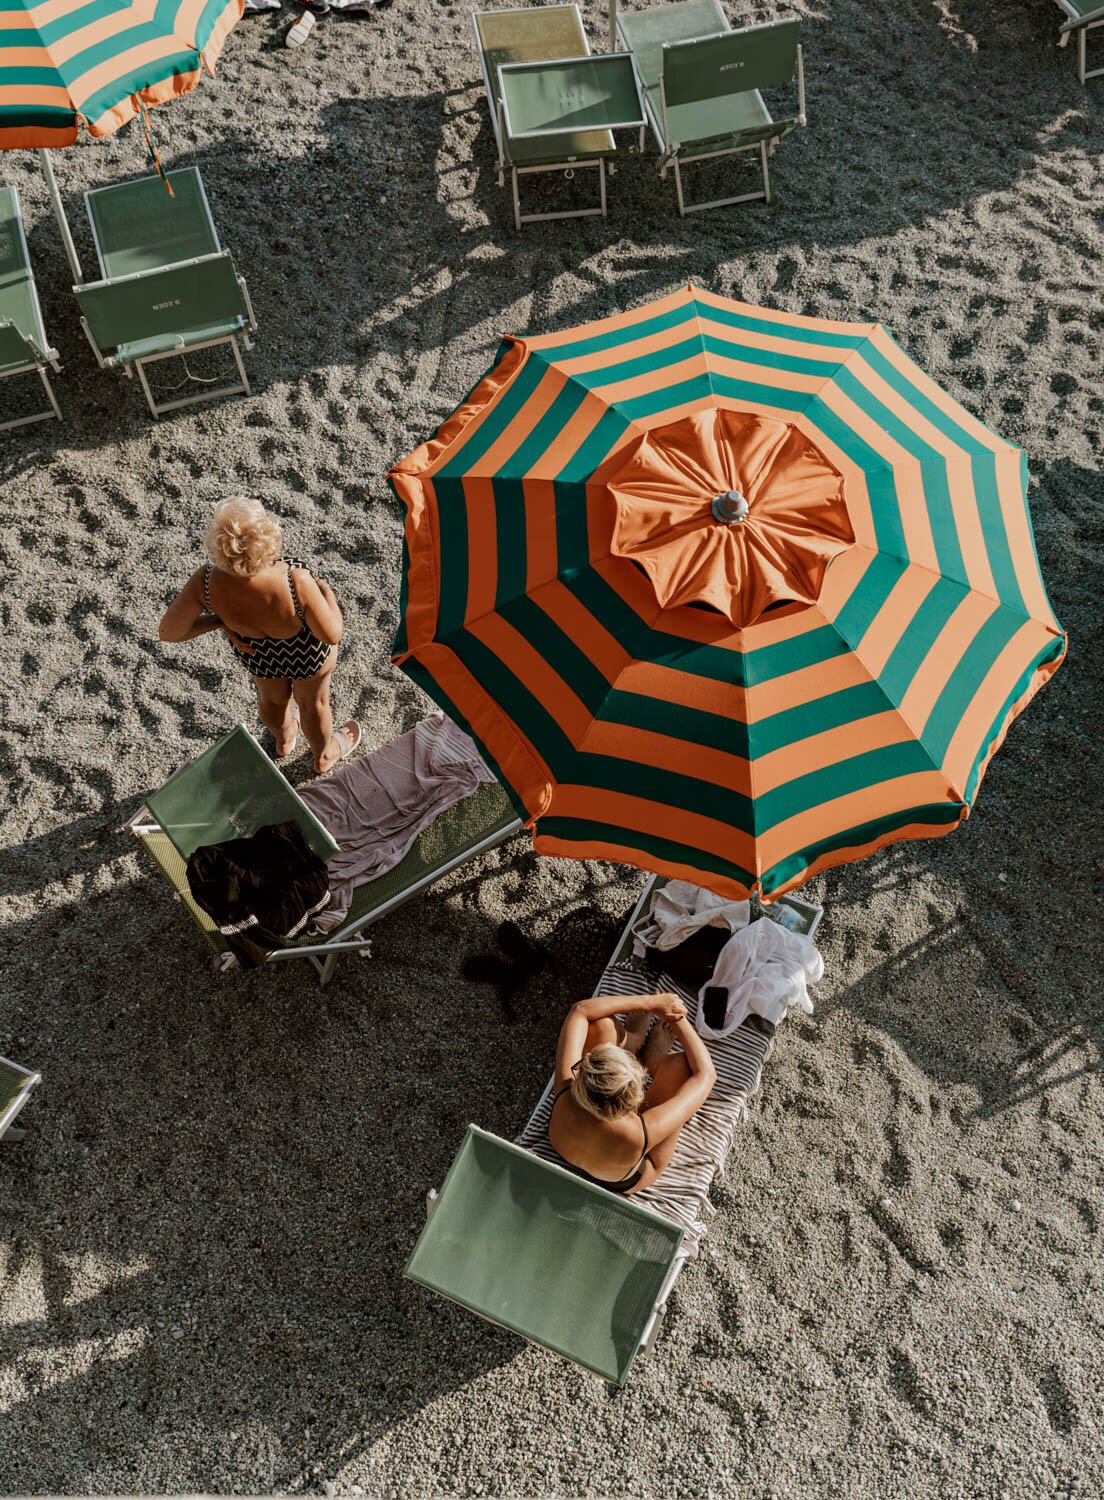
315, 723, 363, 780
285, 9, 316, 45
336, 719, 360, 755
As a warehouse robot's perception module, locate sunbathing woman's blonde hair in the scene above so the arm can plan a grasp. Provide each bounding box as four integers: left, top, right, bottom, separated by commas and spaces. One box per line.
571, 1043, 647, 1121
205, 497, 282, 577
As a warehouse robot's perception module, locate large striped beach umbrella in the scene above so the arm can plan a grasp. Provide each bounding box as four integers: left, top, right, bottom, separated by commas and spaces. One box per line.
389, 284, 1065, 902
1, 0, 242, 277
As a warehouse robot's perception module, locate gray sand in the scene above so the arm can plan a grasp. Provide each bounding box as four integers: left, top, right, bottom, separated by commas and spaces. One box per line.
1, 1, 1102, 1495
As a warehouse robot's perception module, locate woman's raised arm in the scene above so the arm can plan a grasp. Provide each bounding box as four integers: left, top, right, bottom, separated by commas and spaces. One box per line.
553, 993, 687, 1091
639, 1018, 717, 1148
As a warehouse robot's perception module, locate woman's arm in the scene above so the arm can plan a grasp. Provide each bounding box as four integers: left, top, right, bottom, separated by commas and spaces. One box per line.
159, 569, 218, 643
572, 992, 685, 1024
293, 571, 343, 646
639, 1018, 717, 1148
553, 993, 686, 1090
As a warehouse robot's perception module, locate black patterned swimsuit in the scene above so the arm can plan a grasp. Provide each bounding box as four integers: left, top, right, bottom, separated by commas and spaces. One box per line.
204, 558, 332, 681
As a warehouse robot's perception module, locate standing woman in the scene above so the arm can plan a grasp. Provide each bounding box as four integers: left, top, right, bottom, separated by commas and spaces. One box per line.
159, 497, 361, 773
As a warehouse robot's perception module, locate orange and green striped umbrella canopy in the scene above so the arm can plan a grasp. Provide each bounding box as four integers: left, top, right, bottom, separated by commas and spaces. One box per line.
0, 0, 242, 147
389, 284, 1065, 902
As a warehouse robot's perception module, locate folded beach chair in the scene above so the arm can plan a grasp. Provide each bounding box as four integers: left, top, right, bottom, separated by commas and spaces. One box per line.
0, 185, 62, 430
1056, 2, 1104, 81
128, 723, 522, 984
1, 1056, 41, 1144
614, 1, 806, 215
406, 874, 820, 1381
473, 5, 647, 229
75, 167, 257, 419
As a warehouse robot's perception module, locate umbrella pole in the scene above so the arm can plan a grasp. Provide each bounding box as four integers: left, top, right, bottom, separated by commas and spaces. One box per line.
38, 149, 83, 284
609, 0, 616, 51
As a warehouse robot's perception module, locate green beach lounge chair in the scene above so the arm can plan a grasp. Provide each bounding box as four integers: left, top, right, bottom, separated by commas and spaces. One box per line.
473, 5, 647, 229
614, 1, 806, 215
0, 185, 62, 430
406, 1124, 687, 1385
1057, 2, 1104, 81
128, 723, 523, 985
1, 1056, 41, 1144
75, 167, 257, 419
407, 874, 819, 1380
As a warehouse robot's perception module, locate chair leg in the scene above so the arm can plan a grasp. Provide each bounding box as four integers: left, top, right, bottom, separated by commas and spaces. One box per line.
599, 158, 607, 218
135, 358, 160, 419
39, 366, 62, 422
673, 157, 686, 217
1, 1126, 26, 1143
761, 141, 771, 205
230, 336, 251, 398
319, 950, 339, 986
641, 1300, 666, 1356
511, 167, 522, 231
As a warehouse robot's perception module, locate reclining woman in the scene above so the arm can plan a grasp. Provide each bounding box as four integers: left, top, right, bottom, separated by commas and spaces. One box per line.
159, 497, 360, 773
549, 990, 717, 1196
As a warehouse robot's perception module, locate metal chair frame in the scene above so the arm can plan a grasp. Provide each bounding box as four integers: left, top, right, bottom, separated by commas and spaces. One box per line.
1058, 3, 1104, 81
1, 1057, 41, 1144
78, 256, 257, 420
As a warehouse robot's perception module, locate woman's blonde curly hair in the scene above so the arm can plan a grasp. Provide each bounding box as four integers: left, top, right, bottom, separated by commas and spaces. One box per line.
205, 497, 282, 577
571, 1043, 647, 1121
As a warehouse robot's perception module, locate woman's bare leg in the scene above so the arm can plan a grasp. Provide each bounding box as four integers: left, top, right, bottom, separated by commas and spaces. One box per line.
253, 676, 297, 757
628, 1052, 693, 1192
583, 1017, 620, 1054
292, 651, 357, 773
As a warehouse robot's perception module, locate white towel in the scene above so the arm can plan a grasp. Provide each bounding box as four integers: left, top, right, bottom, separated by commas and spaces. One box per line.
634, 878, 750, 951
697, 918, 823, 1038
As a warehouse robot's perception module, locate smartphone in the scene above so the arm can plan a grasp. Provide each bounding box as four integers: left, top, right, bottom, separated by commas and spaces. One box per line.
702, 985, 728, 1031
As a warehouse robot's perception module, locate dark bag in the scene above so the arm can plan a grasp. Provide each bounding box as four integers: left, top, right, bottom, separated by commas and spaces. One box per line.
186, 820, 331, 969
642, 922, 731, 985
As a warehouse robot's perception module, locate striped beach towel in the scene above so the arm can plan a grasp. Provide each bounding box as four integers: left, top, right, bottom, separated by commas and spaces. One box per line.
517, 960, 772, 1258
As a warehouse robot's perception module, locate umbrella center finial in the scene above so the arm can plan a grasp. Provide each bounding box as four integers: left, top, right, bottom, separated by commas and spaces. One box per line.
711, 489, 749, 524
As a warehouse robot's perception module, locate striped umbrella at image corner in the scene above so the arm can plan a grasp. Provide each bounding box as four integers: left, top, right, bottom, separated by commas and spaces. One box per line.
388, 283, 1066, 903
0, 0, 243, 147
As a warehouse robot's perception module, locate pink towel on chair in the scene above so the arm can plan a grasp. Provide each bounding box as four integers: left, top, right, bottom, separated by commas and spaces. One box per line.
300, 712, 493, 927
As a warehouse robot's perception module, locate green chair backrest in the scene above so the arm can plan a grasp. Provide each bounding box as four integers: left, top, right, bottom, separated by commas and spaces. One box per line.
0, 185, 45, 354
0, 320, 36, 375
663, 18, 801, 108
86, 167, 219, 280
475, 4, 588, 74
75, 252, 246, 355
145, 723, 339, 863
405, 1126, 684, 1385
474, 4, 614, 160
1062, 1, 1104, 22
